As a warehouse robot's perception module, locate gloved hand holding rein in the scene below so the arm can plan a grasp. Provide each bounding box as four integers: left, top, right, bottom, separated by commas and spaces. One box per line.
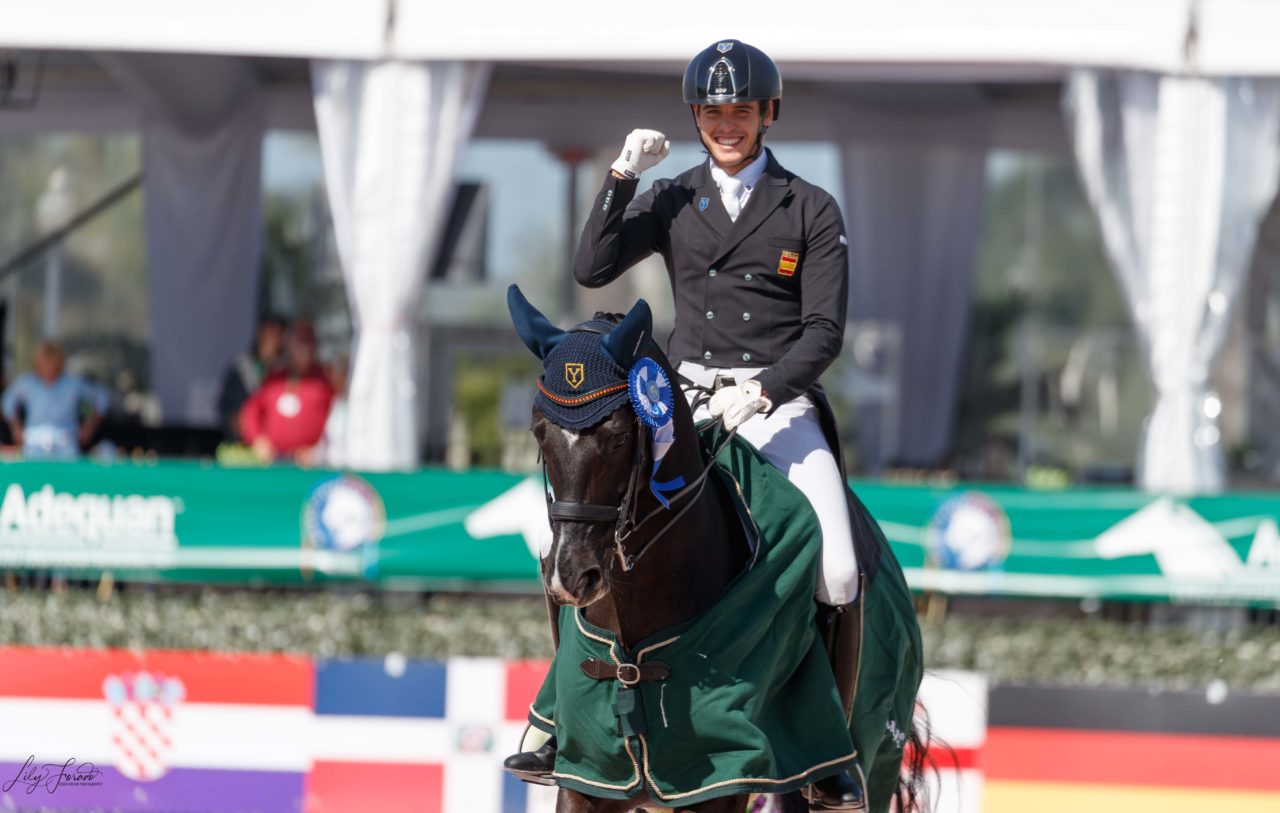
707, 380, 772, 431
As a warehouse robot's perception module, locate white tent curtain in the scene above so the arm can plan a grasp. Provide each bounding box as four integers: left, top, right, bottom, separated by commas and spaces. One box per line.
141, 90, 265, 425
1065, 69, 1280, 494
312, 59, 490, 470
839, 105, 991, 470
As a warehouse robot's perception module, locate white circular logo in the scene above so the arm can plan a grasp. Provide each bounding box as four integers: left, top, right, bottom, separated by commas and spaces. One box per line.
275, 392, 302, 418
303, 475, 386, 552
926, 492, 1011, 571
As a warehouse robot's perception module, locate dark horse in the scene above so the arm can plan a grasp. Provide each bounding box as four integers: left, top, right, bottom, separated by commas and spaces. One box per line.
509, 286, 929, 813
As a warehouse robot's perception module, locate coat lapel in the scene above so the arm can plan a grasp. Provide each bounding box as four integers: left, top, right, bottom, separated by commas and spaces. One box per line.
689, 161, 731, 240
710, 151, 792, 267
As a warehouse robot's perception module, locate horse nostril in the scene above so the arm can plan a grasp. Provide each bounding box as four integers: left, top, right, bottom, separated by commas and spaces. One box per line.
575, 567, 603, 598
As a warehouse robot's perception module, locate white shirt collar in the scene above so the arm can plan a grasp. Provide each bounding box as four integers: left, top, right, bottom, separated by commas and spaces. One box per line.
709, 149, 769, 192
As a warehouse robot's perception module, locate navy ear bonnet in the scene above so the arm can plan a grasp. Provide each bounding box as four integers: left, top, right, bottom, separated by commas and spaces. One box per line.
508, 285, 655, 430
509, 286, 685, 505
536, 322, 632, 429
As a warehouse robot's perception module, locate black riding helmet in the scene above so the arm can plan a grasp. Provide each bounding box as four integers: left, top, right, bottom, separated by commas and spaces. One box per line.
682, 39, 782, 120
682, 40, 781, 168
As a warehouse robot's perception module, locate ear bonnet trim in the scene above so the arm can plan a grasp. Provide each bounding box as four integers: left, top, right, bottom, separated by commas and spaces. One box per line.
538, 380, 628, 407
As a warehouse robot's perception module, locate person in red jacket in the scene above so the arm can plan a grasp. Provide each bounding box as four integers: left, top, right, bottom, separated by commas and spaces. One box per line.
239, 320, 334, 465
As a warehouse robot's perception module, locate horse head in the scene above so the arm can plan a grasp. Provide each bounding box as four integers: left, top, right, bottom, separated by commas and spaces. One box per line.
508, 285, 684, 608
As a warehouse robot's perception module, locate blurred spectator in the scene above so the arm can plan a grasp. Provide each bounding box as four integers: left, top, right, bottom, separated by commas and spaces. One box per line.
239, 320, 334, 465
217, 315, 285, 440
1, 340, 110, 459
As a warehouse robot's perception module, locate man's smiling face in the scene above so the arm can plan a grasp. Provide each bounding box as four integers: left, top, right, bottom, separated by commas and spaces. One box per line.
694, 101, 772, 173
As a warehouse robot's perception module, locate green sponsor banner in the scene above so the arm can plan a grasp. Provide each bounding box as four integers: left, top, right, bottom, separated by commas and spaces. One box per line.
2, 461, 1279, 604
0, 460, 536, 587
872, 482, 1280, 606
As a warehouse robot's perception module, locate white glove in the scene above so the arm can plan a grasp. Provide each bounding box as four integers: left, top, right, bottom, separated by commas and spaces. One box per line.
611, 129, 670, 179
707, 380, 772, 431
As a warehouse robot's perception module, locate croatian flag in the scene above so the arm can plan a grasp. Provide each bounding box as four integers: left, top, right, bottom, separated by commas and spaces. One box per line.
0, 647, 557, 813
0, 647, 313, 812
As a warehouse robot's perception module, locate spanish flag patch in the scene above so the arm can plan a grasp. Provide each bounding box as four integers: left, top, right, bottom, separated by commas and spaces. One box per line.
777, 250, 800, 277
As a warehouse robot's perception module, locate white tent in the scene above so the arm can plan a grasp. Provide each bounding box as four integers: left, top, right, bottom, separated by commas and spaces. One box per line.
3, 0, 1278, 491
0, 1, 1236, 70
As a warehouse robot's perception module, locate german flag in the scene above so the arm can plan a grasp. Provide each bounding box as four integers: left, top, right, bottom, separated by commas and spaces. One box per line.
777, 249, 800, 277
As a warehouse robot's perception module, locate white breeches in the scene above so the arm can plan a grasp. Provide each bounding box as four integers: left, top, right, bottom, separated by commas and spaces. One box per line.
679, 362, 860, 605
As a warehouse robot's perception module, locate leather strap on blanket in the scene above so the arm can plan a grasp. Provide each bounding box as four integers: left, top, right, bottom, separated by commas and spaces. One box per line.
580, 658, 671, 685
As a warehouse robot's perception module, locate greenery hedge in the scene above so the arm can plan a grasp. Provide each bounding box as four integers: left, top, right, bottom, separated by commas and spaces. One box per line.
2, 588, 1277, 694
923, 614, 1280, 693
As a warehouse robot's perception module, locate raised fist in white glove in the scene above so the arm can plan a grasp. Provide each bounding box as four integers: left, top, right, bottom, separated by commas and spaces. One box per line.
611, 129, 670, 179
707, 379, 772, 431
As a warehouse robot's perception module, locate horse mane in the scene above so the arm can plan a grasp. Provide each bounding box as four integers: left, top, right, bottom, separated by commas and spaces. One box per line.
588, 311, 625, 325
577, 311, 676, 397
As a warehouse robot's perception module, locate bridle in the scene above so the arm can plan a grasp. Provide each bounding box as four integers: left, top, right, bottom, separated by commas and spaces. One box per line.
542, 389, 735, 573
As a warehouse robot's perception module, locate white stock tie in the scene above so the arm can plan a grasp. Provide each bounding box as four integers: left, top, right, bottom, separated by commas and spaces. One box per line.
720, 174, 746, 221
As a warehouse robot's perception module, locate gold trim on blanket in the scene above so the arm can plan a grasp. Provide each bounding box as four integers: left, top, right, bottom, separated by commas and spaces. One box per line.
640, 733, 858, 802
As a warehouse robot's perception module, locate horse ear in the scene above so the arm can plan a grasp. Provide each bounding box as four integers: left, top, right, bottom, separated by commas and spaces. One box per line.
600, 299, 652, 368
508, 285, 566, 360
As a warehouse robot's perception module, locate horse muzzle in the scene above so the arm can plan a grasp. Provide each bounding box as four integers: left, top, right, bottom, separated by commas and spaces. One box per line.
547, 568, 608, 608
545, 542, 611, 608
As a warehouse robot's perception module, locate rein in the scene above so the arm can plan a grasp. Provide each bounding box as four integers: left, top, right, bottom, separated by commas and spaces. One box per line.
543, 387, 735, 573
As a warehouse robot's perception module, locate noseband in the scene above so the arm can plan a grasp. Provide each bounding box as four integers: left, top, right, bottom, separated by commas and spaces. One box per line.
543, 413, 645, 528
542, 409, 732, 572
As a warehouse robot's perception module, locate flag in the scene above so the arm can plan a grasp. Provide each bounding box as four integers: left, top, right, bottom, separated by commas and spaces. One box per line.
0, 647, 312, 813
309, 656, 555, 813
0, 647, 556, 813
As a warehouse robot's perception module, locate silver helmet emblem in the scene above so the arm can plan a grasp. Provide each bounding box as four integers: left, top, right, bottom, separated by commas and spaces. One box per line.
709, 58, 735, 96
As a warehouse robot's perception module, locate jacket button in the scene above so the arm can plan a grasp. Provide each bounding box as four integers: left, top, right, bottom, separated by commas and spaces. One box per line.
705, 310, 714, 320
742, 312, 751, 321
744, 274, 753, 282
708, 268, 717, 277
704, 351, 713, 360
742, 353, 752, 362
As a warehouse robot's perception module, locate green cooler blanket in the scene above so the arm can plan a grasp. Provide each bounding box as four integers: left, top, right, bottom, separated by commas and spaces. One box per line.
528, 435, 858, 805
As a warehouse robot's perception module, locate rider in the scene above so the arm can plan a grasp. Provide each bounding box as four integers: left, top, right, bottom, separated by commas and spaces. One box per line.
506, 39, 865, 810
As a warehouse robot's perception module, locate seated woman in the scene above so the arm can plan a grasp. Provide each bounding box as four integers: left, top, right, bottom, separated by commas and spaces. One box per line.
238, 320, 334, 466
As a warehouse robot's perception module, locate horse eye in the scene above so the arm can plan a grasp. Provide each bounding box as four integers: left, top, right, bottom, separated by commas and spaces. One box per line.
612, 433, 629, 450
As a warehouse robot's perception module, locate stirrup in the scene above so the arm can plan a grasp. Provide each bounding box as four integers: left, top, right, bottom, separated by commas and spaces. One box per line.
804, 768, 868, 811
504, 765, 557, 787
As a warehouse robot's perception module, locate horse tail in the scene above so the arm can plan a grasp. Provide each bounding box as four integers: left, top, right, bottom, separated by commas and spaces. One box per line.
893, 705, 954, 813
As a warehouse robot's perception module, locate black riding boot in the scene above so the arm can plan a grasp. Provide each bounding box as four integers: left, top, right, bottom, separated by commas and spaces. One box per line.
808, 600, 867, 811
503, 734, 557, 786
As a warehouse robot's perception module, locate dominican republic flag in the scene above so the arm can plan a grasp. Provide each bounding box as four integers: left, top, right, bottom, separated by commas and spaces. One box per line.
311, 656, 556, 813
0, 647, 557, 813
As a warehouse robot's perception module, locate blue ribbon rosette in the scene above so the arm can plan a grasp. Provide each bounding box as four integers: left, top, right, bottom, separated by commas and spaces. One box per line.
628, 358, 684, 507
628, 357, 673, 428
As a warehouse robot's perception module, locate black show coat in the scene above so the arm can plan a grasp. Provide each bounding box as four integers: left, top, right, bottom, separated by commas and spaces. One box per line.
573, 150, 849, 408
